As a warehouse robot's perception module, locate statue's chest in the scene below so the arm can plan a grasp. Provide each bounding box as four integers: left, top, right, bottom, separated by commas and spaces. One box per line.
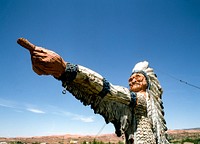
134, 93, 156, 144
134, 94, 148, 118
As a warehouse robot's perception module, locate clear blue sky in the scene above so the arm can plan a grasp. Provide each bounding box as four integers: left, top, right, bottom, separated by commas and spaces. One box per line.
0, 0, 200, 137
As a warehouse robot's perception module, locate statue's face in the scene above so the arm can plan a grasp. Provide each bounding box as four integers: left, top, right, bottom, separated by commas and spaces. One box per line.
128, 73, 148, 92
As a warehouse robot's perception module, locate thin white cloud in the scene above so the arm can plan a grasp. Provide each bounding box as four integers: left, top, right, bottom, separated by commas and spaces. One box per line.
0, 99, 94, 122
47, 105, 95, 123
57, 110, 95, 122
73, 116, 94, 123
0, 98, 17, 109
26, 108, 45, 114
0, 103, 15, 108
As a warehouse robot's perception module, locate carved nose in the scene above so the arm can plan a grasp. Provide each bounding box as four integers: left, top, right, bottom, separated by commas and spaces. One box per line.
132, 79, 136, 83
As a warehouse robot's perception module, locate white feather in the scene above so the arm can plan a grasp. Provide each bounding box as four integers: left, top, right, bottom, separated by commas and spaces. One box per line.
132, 61, 149, 73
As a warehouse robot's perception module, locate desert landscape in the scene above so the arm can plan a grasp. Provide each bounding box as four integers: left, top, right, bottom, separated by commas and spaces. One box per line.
0, 133, 122, 144
1, 128, 200, 144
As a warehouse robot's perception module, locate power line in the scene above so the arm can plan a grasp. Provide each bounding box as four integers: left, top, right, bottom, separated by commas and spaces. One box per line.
179, 80, 200, 90
155, 68, 200, 90
95, 123, 107, 138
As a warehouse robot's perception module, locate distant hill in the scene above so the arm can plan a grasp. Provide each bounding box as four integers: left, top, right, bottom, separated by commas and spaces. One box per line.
1, 128, 200, 144
167, 128, 200, 143
0, 134, 123, 144
183, 127, 200, 130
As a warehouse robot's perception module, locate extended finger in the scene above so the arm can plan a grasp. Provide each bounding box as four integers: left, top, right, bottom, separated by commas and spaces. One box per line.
17, 38, 36, 52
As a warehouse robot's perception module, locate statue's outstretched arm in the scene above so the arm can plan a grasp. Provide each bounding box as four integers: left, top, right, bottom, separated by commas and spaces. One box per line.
17, 38, 131, 104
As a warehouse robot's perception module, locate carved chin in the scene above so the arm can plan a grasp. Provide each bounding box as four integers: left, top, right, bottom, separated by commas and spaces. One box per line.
130, 85, 142, 92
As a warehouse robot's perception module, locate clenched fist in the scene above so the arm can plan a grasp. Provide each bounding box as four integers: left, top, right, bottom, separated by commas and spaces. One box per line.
17, 38, 66, 78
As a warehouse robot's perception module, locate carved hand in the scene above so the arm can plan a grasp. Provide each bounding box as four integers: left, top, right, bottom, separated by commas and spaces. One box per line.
17, 38, 66, 78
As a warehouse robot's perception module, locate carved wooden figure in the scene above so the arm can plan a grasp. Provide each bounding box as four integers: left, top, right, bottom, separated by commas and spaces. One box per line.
17, 38, 169, 144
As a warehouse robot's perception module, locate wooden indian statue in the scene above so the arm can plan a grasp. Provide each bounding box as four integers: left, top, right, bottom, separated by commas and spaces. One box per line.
17, 38, 169, 144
